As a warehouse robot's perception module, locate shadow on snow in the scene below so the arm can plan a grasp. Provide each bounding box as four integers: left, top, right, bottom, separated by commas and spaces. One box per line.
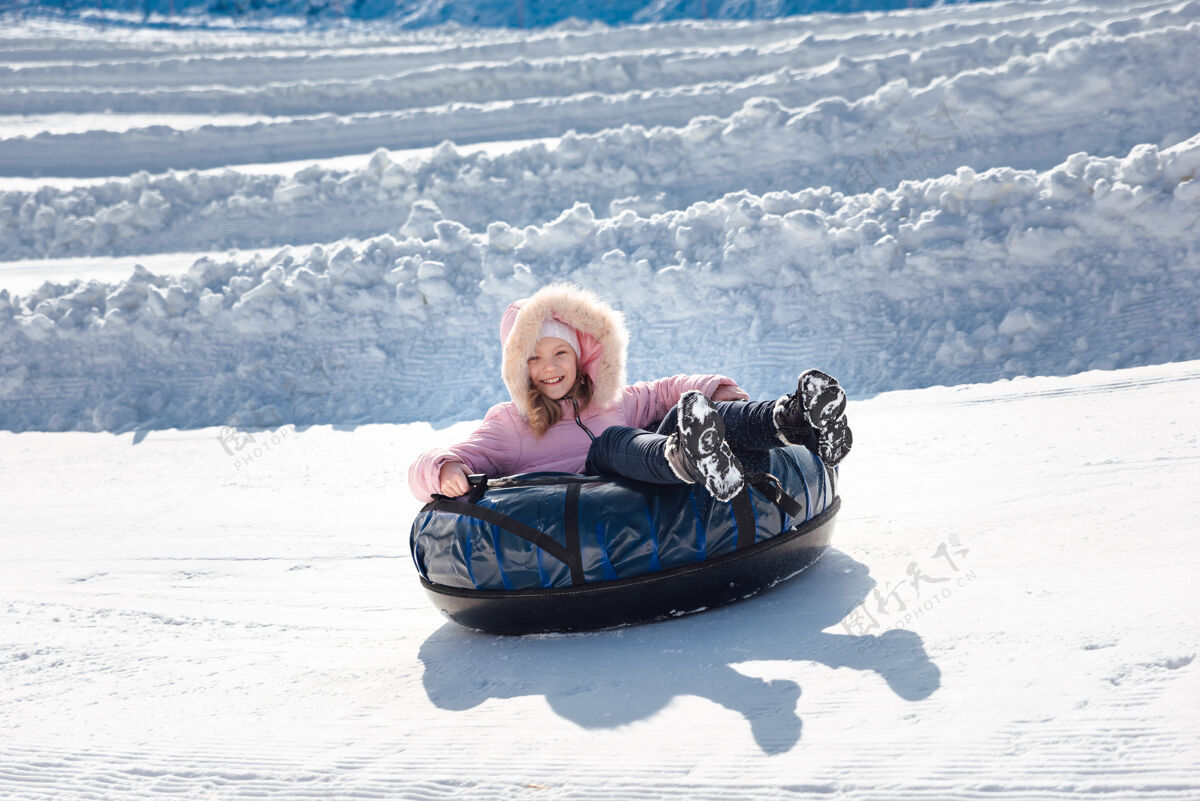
417, 549, 941, 755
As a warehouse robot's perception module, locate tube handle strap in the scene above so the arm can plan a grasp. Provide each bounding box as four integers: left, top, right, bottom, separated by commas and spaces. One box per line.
750, 473, 807, 521
424, 497, 583, 585
466, 473, 488, 504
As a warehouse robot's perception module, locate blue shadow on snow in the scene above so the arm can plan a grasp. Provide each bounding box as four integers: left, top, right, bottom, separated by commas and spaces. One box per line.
417, 549, 941, 755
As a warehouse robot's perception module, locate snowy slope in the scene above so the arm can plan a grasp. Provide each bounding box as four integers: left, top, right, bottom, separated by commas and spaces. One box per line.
3, 0, 1196, 247
2, 361, 1197, 798
9, 4, 1198, 179
1, 0, 1199, 797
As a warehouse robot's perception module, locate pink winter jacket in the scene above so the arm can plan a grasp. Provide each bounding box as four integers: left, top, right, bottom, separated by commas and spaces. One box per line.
407, 283, 750, 503
407, 373, 747, 503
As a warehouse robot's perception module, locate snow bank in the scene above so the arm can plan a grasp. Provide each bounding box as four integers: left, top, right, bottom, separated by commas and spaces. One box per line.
6, 17, 1199, 180
3, 8, 1196, 258
6, 1, 1174, 115
2, 136, 1198, 431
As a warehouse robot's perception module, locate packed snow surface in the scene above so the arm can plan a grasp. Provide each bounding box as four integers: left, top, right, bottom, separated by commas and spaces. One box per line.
2, 361, 1198, 798
1, 0, 1199, 797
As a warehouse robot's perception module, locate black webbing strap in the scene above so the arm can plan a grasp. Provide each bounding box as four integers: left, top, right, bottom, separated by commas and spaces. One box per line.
730, 488, 756, 549
426, 497, 581, 583
750, 474, 807, 521
563, 483, 585, 585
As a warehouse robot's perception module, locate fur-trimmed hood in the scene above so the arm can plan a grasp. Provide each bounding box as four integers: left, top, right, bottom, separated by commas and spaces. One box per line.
499, 283, 629, 419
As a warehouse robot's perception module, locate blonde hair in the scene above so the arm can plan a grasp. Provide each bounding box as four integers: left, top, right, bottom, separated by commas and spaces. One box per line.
525, 372, 593, 439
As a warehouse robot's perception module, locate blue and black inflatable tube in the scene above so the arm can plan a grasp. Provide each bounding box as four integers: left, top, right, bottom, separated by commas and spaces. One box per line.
409, 444, 839, 635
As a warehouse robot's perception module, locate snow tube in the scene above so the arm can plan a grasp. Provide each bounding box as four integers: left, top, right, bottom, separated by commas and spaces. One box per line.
409, 444, 839, 635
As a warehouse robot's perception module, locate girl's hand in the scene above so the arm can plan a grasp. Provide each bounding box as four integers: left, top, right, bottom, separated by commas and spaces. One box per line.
711, 384, 749, 402
439, 461, 471, 497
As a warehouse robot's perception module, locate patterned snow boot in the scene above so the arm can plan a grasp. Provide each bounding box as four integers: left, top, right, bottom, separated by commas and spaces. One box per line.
773, 369, 853, 467
815, 413, 853, 467
665, 391, 745, 502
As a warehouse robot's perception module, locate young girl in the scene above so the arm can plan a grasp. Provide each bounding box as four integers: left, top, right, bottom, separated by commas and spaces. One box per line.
408, 283, 852, 504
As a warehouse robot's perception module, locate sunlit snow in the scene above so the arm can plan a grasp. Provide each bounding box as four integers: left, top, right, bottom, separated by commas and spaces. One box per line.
1, 0, 1197, 797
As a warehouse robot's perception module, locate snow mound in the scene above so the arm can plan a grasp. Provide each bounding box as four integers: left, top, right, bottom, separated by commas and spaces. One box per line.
3, 136, 1198, 431
3, 6, 1197, 258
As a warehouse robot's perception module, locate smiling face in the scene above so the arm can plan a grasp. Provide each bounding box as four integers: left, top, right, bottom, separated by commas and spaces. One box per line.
527, 336, 578, 401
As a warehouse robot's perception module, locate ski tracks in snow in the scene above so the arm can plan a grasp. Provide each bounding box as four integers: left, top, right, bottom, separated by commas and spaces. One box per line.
2, 0, 1199, 260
